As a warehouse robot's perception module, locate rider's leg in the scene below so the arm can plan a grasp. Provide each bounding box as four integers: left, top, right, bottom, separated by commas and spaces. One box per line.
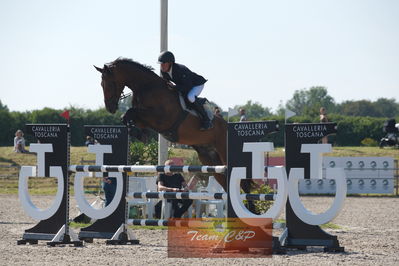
192, 99, 213, 130
187, 84, 204, 103
188, 85, 213, 130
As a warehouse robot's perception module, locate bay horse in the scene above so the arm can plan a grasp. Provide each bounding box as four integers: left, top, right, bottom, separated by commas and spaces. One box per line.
94, 58, 228, 189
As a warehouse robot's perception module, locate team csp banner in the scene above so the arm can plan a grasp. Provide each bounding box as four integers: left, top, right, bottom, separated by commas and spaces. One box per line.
167, 218, 272, 258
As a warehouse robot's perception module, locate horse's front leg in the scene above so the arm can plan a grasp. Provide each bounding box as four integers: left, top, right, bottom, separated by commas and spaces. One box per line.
121, 107, 138, 127
122, 107, 150, 129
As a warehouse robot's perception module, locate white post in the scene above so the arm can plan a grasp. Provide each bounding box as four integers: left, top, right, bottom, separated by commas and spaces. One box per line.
160, 0, 168, 53
158, 0, 169, 165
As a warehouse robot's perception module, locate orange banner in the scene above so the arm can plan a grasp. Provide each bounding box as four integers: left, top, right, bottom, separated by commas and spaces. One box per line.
167, 218, 272, 258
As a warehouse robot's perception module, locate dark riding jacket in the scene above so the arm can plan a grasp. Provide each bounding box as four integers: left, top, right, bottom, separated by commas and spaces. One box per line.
161, 63, 207, 95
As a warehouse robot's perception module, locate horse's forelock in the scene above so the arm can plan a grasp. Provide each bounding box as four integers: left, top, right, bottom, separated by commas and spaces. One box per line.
103, 64, 112, 72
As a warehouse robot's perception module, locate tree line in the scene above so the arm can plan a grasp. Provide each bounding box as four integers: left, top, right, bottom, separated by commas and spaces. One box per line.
0, 103, 122, 146
1, 86, 397, 147
228, 87, 399, 119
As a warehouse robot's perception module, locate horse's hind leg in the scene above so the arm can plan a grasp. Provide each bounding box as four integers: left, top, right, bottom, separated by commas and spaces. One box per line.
192, 145, 226, 191
213, 118, 228, 165
214, 137, 227, 165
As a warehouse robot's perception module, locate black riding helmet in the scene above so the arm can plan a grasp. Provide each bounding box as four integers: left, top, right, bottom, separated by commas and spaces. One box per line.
158, 51, 175, 63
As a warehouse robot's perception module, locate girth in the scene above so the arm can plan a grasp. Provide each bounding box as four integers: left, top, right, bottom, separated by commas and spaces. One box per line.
159, 110, 189, 143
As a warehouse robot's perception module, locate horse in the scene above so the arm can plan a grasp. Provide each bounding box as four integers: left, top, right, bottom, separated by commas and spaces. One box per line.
94, 58, 229, 189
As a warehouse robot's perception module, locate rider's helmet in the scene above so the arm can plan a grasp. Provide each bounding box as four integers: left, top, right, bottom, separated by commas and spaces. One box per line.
158, 51, 175, 63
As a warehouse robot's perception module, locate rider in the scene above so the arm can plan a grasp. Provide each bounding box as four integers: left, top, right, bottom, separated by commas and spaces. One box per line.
158, 51, 213, 130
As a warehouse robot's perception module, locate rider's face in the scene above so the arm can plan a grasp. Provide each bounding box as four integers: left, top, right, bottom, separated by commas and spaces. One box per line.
165, 160, 174, 176
160, 62, 171, 72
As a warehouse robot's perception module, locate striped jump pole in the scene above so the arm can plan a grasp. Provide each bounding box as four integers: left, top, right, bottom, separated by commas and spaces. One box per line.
69, 165, 227, 174
127, 192, 275, 201
128, 219, 200, 227
68, 165, 277, 174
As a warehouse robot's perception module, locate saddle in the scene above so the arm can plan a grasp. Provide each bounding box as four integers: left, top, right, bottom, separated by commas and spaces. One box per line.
178, 94, 214, 121
158, 94, 214, 143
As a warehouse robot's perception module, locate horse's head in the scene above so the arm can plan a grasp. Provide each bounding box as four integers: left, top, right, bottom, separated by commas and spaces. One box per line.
94, 64, 124, 114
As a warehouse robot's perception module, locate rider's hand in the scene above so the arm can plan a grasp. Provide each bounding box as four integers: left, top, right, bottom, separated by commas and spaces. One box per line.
167, 81, 176, 90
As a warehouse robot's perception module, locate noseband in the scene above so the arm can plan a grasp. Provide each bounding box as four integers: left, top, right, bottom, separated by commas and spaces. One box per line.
102, 71, 133, 107
103, 79, 129, 106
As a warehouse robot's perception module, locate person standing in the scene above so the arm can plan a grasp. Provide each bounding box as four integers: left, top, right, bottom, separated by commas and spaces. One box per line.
320, 107, 329, 144
103, 175, 116, 207
239, 108, 247, 122
214, 106, 222, 118
158, 51, 212, 130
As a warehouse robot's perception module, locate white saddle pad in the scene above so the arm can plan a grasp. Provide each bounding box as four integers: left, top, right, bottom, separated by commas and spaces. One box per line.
178, 94, 214, 120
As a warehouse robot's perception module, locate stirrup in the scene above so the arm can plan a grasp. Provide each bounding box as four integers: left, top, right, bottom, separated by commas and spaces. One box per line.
196, 97, 207, 105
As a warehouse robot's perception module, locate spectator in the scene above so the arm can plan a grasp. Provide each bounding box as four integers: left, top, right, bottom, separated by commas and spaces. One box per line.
155, 160, 192, 218
14, 130, 28, 153
239, 108, 247, 122
103, 174, 116, 207
214, 107, 222, 118
85, 136, 96, 146
320, 107, 329, 144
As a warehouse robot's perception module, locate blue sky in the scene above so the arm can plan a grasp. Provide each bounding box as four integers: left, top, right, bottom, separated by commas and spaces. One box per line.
1, 0, 398, 113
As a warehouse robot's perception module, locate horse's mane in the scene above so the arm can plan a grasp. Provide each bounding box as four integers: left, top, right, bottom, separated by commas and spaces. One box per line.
107, 57, 160, 78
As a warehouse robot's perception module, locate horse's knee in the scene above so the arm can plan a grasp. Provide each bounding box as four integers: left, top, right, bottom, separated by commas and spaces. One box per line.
121, 108, 136, 126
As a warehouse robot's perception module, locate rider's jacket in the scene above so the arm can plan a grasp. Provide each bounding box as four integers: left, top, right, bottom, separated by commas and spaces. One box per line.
161, 63, 207, 95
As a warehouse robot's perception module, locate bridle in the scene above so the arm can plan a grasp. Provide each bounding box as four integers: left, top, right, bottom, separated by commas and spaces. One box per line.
120, 91, 133, 100
102, 69, 134, 108
103, 78, 132, 106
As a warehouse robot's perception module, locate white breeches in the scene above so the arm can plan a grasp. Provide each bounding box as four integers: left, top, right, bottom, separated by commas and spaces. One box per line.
187, 84, 204, 103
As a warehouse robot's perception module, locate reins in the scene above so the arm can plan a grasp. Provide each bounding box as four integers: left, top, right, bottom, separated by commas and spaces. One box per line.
120, 92, 133, 101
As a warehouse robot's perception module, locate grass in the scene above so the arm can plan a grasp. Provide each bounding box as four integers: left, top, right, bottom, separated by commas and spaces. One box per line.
271, 146, 399, 161
0, 146, 101, 194
169, 148, 196, 161
325, 146, 399, 160
320, 222, 342, 230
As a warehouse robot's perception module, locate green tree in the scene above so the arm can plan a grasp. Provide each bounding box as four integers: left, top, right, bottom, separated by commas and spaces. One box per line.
30, 108, 65, 124
336, 100, 379, 117
285, 86, 336, 117
0, 109, 13, 145
373, 98, 399, 117
274, 101, 286, 117
234, 100, 272, 119
335, 98, 399, 117
0, 100, 9, 111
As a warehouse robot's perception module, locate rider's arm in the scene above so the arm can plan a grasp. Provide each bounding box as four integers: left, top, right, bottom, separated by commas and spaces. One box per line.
180, 181, 189, 192
158, 181, 180, 192
173, 64, 194, 94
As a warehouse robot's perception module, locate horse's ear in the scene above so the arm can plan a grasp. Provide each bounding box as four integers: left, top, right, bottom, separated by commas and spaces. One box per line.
94, 65, 103, 73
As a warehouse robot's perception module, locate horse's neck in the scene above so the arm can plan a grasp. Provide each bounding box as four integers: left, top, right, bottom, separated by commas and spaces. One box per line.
131, 81, 180, 111
128, 78, 182, 131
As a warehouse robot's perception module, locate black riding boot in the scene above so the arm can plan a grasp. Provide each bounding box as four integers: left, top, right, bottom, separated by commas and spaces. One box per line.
192, 98, 213, 130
